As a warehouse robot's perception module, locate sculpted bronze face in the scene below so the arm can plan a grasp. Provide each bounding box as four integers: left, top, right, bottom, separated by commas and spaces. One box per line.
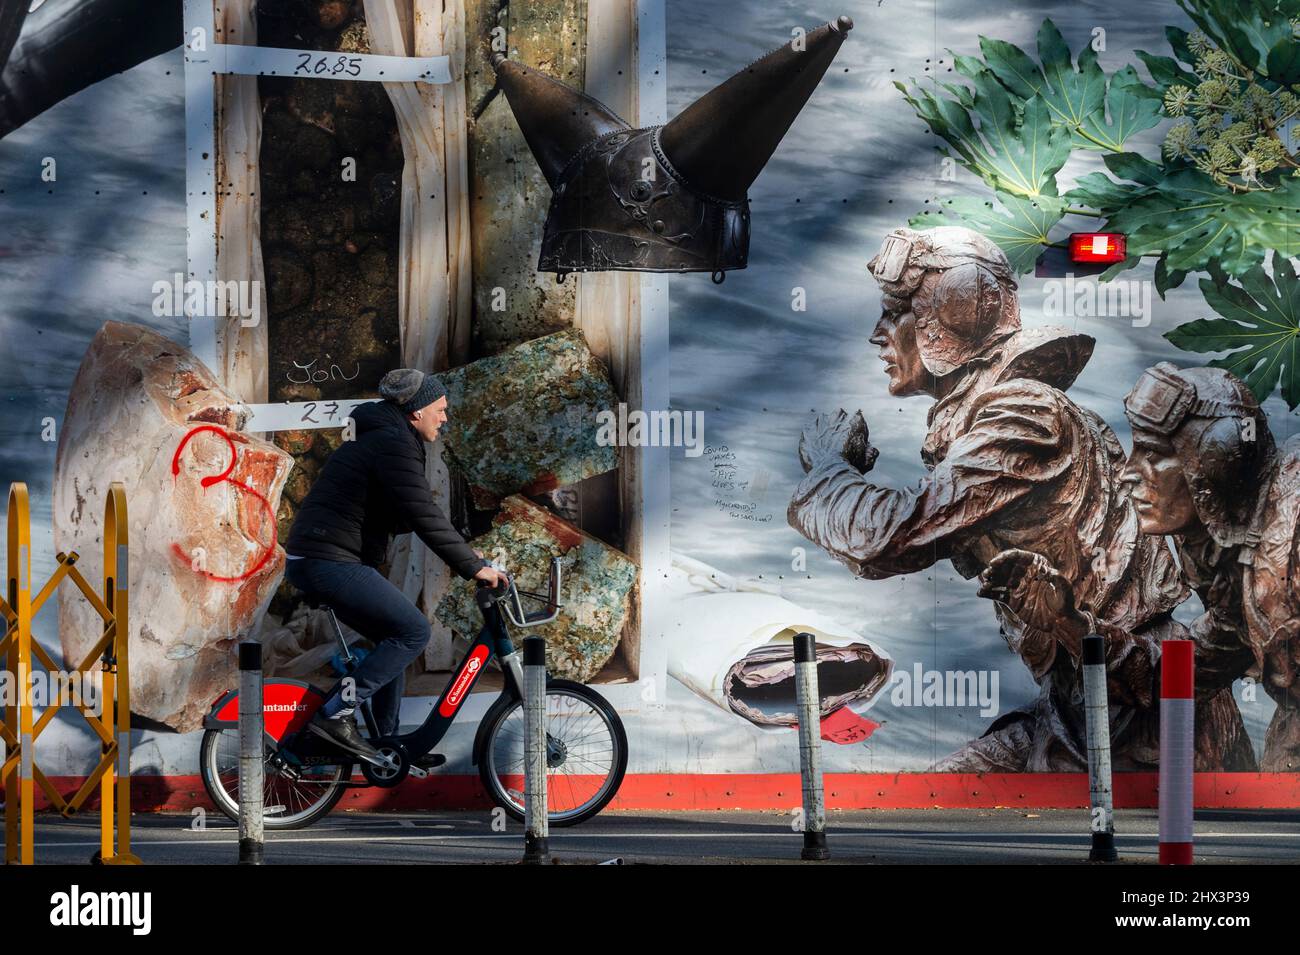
870, 298, 928, 397
1122, 431, 1200, 536
1123, 362, 1272, 547
866, 227, 1020, 377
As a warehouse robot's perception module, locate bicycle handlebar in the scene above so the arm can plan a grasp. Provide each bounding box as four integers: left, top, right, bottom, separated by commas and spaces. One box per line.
475, 572, 512, 592
474, 557, 562, 628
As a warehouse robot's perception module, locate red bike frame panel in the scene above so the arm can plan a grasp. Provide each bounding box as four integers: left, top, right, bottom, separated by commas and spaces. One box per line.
205, 679, 325, 741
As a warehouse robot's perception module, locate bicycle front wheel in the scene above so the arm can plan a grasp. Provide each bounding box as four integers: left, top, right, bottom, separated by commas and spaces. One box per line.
476, 679, 627, 827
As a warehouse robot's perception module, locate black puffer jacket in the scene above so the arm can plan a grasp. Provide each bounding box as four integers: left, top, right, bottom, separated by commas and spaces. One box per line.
284, 400, 488, 580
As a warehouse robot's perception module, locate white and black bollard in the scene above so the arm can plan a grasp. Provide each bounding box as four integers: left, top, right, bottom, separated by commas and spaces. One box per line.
238, 641, 264, 865
1159, 639, 1195, 865
793, 632, 829, 861
1082, 633, 1117, 862
521, 636, 549, 865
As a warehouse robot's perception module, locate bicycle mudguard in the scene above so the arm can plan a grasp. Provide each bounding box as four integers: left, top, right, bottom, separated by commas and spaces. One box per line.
203, 678, 327, 741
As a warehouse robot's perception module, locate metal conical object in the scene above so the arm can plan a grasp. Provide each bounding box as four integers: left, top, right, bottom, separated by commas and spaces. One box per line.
660, 16, 853, 202
490, 17, 853, 279
491, 53, 631, 190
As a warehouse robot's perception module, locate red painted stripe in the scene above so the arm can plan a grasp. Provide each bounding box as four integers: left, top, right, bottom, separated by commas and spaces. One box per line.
1161, 639, 1194, 699
1159, 842, 1193, 865
9, 773, 1300, 812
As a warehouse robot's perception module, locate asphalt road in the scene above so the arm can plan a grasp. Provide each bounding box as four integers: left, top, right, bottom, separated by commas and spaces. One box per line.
21, 808, 1300, 865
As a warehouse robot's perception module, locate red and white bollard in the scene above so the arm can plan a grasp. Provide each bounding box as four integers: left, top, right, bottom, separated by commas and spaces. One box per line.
1158, 639, 1194, 865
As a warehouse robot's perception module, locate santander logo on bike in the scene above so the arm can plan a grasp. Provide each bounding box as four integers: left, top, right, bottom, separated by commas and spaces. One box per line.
439, 646, 489, 717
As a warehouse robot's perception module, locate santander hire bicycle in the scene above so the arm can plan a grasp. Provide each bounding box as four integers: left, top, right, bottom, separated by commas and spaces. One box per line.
198, 558, 628, 829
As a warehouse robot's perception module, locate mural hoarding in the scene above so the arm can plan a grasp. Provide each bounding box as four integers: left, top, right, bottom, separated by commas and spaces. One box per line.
0, 0, 1298, 808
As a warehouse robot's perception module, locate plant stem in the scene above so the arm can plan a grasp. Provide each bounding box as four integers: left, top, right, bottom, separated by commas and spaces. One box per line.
1071, 124, 1121, 152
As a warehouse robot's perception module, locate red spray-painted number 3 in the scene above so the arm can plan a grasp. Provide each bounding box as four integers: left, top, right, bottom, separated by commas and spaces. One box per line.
170, 425, 278, 583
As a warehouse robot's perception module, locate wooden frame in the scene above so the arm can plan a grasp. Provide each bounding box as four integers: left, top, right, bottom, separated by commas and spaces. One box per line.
183, 0, 669, 715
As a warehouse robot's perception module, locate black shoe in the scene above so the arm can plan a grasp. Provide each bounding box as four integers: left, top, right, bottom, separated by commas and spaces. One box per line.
307, 711, 387, 767
412, 753, 447, 771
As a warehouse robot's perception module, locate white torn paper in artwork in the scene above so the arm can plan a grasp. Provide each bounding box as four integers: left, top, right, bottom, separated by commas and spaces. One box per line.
665, 555, 893, 735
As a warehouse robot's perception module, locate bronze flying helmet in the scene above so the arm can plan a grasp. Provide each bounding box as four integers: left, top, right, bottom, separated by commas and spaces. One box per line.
491, 16, 854, 282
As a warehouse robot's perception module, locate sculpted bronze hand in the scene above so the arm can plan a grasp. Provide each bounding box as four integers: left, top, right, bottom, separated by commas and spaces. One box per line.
977, 549, 1091, 643
798, 409, 876, 475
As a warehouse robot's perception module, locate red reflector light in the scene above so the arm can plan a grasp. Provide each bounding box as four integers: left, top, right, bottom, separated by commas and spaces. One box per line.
1069, 232, 1127, 263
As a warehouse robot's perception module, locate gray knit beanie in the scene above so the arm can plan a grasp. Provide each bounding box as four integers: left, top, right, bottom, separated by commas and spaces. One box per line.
378, 368, 447, 415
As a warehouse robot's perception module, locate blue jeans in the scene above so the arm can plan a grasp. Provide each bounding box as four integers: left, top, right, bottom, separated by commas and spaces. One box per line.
283, 557, 431, 737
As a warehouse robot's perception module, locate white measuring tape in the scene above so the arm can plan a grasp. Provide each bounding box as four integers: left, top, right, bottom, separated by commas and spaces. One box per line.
243, 399, 368, 433
207, 43, 451, 84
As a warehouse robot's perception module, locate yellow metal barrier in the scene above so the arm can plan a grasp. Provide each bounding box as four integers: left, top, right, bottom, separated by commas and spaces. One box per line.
1, 481, 139, 865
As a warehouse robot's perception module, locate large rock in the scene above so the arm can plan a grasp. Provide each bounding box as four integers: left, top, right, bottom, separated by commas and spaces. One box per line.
53, 321, 294, 731
438, 328, 619, 509
434, 495, 636, 682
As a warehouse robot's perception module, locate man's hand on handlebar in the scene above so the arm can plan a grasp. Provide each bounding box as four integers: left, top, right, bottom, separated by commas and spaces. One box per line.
473, 563, 508, 589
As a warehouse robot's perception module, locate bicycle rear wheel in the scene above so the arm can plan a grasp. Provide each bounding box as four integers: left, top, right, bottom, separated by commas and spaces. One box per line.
475, 679, 627, 827
199, 727, 348, 830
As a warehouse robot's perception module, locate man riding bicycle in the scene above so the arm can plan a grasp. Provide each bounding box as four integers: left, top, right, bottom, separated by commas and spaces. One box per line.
283, 368, 506, 766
